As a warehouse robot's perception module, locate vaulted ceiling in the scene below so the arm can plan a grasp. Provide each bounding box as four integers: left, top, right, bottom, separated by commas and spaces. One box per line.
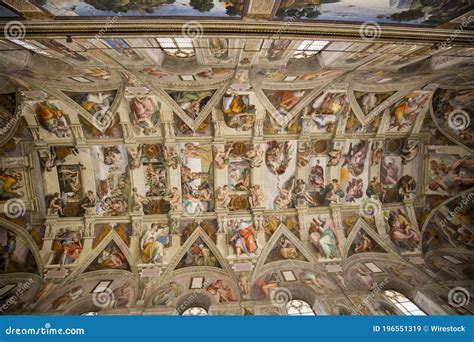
0, 0, 473, 316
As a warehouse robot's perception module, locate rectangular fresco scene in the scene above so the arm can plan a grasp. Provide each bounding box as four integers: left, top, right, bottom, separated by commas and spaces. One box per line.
275, 0, 472, 26
35, 0, 243, 17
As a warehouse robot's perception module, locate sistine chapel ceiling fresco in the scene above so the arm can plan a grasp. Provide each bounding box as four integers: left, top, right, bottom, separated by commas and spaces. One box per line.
0, 2, 472, 316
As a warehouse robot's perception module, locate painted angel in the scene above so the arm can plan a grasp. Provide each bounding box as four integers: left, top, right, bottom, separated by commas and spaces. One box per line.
213, 145, 232, 169
243, 146, 263, 168
163, 147, 179, 169
165, 187, 180, 211
127, 145, 142, 170
249, 185, 264, 208
131, 187, 150, 212
215, 185, 231, 209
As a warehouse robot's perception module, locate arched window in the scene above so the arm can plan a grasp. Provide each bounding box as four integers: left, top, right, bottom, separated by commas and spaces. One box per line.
181, 306, 208, 316
384, 290, 426, 316
157, 38, 195, 58
285, 299, 315, 316
292, 40, 329, 59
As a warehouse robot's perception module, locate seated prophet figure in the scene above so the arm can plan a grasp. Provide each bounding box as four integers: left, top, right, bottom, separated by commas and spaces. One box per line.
0, 171, 24, 198
52, 228, 82, 265
230, 221, 258, 256
387, 210, 419, 251
309, 216, 340, 259
36, 101, 70, 137
141, 224, 167, 264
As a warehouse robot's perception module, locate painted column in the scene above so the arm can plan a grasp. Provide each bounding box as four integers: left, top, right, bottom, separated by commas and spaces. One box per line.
167, 214, 182, 262
130, 213, 143, 261
76, 215, 95, 266
329, 203, 346, 253
216, 212, 229, 257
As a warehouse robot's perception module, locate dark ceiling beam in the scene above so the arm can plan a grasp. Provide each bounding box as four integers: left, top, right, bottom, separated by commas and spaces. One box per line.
1, 20, 473, 46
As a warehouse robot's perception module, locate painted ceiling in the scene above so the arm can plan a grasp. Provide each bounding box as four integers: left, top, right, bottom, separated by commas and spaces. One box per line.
0, 0, 470, 27
0, 28, 473, 316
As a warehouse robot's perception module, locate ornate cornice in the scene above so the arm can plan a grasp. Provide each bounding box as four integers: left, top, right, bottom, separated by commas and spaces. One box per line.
1, 20, 472, 46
